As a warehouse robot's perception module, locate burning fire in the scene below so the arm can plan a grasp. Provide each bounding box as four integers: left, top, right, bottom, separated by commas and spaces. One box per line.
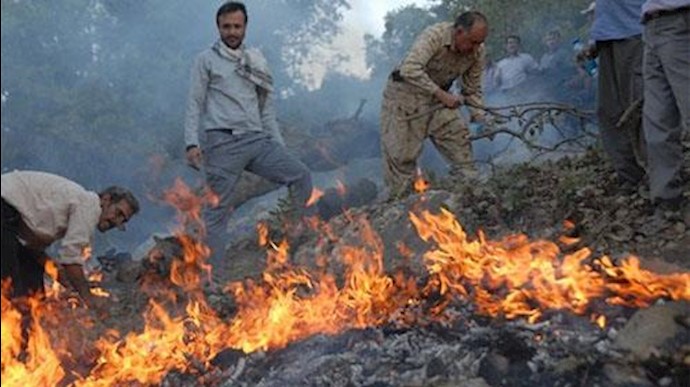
1, 286, 66, 386
413, 168, 430, 194
305, 187, 324, 207
410, 208, 689, 323
2, 181, 688, 385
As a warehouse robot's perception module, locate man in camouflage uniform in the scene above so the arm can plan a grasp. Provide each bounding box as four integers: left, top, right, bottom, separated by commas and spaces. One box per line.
380, 11, 489, 199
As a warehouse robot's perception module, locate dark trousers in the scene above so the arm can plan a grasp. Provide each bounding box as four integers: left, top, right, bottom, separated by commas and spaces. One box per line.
1, 198, 45, 298
643, 10, 690, 202
597, 37, 647, 186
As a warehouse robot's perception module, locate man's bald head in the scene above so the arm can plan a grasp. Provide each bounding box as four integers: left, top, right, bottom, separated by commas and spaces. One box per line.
453, 11, 488, 55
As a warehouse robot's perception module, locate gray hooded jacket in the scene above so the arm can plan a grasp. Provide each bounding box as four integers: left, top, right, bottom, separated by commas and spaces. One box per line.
184, 40, 284, 148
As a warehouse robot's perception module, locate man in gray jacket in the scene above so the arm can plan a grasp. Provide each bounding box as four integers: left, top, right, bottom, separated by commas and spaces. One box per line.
184, 1, 312, 263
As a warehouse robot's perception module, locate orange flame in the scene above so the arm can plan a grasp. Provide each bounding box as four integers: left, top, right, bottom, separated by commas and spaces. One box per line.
162, 177, 217, 238
413, 168, 430, 194
306, 188, 324, 207
4, 184, 689, 386
1, 284, 66, 387
82, 246, 93, 260
591, 314, 606, 329
409, 208, 689, 323
257, 222, 269, 247
44, 260, 64, 298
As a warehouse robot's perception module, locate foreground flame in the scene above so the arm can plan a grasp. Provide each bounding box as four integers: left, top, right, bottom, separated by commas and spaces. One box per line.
2, 181, 688, 386
1, 287, 65, 386
410, 208, 689, 323
306, 187, 324, 207
413, 168, 430, 194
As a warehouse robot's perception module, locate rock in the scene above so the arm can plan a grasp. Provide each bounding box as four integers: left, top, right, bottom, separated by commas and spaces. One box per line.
603, 363, 653, 386
553, 356, 585, 375
614, 301, 690, 360
115, 259, 144, 283
210, 348, 245, 370
425, 356, 447, 379
478, 352, 510, 385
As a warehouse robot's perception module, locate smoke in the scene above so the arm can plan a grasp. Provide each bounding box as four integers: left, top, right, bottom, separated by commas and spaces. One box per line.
0, 0, 596, 254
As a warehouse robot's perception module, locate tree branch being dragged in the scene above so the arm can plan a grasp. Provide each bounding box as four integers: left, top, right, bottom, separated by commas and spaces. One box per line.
403, 101, 597, 153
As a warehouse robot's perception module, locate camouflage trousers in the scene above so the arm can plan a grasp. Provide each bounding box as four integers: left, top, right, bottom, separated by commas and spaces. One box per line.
380, 91, 475, 198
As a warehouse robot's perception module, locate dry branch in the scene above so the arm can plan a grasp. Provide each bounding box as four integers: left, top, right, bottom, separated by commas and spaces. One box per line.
403, 101, 596, 156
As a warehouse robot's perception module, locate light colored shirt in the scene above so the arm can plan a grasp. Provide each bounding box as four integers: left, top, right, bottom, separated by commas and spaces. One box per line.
642, 0, 690, 15
184, 40, 283, 148
539, 46, 571, 72
391, 22, 486, 120
591, 0, 645, 41
494, 53, 539, 91
1, 171, 101, 265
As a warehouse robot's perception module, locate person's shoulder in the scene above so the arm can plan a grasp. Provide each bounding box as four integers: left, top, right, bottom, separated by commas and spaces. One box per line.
21, 171, 89, 194
195, 47, 215, 59
190, 48, 213, 66
245, 47, 270, 68
245, 46, 267, 61
6, 170, 70, 184
427, 21, 451, 31
410, 22, 450, 49
422, 22, 451, 37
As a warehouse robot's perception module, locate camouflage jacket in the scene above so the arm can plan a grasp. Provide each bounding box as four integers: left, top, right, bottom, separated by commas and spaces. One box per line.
386, 22, 486, 120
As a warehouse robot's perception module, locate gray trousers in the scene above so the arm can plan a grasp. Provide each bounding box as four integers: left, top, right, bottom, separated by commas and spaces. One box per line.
200, 130, 312, 261
597, 37, 647, 186
643, 10, 690, 202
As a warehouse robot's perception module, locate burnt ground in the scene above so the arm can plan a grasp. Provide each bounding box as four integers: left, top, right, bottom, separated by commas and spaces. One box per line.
218, 147, 689, 284
15, 146, 689, 387
190, 146, 689, 387
165, 146, 688, 387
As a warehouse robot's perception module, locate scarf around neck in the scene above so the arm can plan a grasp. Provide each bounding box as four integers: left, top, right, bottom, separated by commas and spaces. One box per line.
213, 40, 274, 92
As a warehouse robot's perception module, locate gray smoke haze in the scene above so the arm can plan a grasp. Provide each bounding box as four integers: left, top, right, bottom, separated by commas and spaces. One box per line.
1, 0, 595, 253
0, 0, 351, 251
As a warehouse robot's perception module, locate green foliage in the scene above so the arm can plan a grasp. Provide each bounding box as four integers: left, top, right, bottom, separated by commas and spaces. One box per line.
365, 5, 437, 78
438, 0, 589, 60
365, 0, 590, 75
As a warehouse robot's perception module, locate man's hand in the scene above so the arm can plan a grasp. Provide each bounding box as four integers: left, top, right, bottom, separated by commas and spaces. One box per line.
434, 89, 464, 109
576, 43, 598, 62
472, 114, 495, 127
186, 146, 202, 171
62, 263, 111, 318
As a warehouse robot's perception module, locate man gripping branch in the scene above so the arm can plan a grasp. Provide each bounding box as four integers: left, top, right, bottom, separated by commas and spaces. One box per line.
380, 11, 490, 199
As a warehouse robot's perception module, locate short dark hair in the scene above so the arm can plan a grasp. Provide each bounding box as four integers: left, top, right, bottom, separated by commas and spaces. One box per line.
506, 35, 521, 44
99, 186, 140, 214
216, 1, 247, 25
454, 11, 487, 30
